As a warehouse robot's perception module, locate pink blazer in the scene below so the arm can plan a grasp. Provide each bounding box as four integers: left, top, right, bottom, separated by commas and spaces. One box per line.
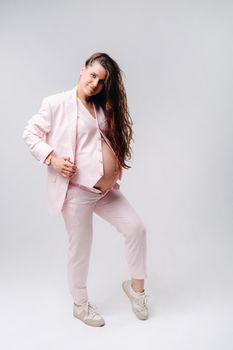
23, 85, 123, 217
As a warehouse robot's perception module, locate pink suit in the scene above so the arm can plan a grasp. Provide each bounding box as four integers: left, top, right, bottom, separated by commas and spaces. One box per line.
23, 85, 148, 305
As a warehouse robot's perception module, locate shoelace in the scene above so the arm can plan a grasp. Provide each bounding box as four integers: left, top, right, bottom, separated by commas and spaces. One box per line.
87, 302, 101, 318
137, 294, 151, 310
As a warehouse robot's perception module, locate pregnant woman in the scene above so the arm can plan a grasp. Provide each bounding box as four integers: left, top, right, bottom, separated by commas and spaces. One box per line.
23, 52, 149, 327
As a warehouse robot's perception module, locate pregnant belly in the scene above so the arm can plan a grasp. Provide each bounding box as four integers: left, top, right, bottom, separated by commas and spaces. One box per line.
93, 139, 121, 192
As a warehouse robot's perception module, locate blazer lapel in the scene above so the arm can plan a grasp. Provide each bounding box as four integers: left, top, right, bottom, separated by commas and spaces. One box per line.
66, 85, 78, 160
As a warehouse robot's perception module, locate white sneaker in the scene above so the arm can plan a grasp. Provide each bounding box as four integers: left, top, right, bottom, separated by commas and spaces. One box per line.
73, 301, 105, 327
122, 280, 150, 320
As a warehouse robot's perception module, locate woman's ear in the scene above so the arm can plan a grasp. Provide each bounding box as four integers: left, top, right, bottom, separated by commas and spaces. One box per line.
79, 66, 86, 76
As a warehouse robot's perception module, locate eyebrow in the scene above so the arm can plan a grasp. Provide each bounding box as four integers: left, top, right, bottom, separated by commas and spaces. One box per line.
91, 72, 106, 82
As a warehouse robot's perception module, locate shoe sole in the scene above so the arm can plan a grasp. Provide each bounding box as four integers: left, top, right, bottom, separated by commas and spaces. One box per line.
122, 281, 148, 320
73, 312, 105, 327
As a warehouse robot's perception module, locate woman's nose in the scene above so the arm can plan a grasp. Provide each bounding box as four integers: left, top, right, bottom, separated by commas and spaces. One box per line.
92, 79, 99, 88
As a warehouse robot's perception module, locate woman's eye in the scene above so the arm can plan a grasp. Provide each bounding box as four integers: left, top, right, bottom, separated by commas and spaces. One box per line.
90, 73, 104, 84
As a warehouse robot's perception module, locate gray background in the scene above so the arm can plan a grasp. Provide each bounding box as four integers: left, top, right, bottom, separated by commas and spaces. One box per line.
1, 0, 233, 349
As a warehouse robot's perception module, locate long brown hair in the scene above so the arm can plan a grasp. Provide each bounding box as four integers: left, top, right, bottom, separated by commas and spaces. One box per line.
85, 52, 134, 169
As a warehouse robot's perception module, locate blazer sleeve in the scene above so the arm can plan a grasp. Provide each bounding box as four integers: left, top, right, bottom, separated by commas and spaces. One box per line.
22, 97, 54, 165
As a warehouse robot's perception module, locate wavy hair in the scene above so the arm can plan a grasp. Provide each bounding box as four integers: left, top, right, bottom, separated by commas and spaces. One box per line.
85, 52, 134, 169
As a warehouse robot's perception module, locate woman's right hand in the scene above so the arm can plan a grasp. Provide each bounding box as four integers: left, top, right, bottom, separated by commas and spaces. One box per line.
51, 156, 77, 178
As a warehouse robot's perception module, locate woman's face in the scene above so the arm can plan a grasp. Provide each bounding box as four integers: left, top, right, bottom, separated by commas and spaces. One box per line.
79, 62, 107, 97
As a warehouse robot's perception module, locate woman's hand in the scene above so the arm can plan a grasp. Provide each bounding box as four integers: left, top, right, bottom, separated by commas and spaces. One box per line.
51, 156, 77, 178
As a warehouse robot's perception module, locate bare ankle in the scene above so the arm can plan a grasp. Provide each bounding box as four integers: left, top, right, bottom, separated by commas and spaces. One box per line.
131, 279, 145, 293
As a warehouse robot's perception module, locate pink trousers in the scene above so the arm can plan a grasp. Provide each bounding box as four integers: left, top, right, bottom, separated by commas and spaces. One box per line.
61, 182, 147, 305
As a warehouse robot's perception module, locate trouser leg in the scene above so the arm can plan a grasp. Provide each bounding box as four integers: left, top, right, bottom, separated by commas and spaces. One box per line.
94, 188, 147, 279
61, 186, 95, 305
